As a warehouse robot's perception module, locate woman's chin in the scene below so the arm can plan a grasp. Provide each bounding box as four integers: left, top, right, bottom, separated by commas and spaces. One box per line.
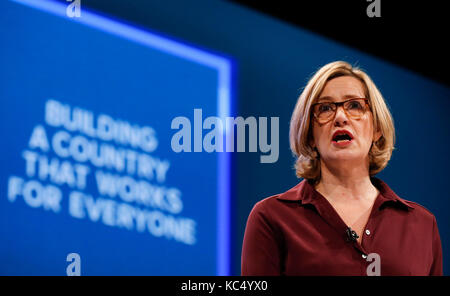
325, 151, 362, 162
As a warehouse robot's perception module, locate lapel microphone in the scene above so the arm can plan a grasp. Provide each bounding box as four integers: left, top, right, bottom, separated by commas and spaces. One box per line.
346, 227, 359, 242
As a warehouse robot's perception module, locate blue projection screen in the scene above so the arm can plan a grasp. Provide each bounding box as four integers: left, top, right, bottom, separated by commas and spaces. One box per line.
0, 0, 232, 275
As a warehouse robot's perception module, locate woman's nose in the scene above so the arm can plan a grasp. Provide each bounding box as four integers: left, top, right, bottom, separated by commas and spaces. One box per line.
333, 105, 348, 126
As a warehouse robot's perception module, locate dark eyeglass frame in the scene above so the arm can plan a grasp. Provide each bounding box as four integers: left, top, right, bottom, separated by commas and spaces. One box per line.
311, 98, 372, 124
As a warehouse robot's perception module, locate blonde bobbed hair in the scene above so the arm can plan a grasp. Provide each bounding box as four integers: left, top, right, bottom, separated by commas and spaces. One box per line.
289, 61, 395, 185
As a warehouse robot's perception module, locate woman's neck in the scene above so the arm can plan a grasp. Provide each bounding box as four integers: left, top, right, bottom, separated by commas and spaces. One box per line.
315, 161, 378, 203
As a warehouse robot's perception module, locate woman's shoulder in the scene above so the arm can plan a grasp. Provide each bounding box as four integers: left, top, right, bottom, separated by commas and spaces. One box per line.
249, 180, 307, 217
249, 195, 281, 217
373, 177, 438, 225
397, 198, 438, 222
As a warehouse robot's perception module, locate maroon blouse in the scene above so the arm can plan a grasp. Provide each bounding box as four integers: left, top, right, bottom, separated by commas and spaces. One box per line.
241, 177, 443, 276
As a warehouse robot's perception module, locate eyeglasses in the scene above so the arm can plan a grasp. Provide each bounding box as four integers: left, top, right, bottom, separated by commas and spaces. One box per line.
311, 98, 371, 124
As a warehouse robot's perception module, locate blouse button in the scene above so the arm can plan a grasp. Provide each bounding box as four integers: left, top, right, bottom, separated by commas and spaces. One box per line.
365, 229, 371, 236
362, 254, 367, 259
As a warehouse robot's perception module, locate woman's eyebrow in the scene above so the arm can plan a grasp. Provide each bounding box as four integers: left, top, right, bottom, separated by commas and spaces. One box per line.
317, 94, 361, 102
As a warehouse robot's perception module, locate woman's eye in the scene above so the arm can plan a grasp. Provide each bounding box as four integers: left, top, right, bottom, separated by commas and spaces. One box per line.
348, 102, 363, 109
319, 104, 332, 112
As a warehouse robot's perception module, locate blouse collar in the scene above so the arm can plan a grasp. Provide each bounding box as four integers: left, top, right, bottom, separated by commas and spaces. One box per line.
275, 177, 415, 211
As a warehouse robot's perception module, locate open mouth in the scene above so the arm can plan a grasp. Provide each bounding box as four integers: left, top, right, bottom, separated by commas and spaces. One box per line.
332, 134, 352, 142
332, 130, 354, 144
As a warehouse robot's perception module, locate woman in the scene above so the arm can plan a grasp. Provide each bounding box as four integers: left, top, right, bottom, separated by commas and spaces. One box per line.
241, 61, 443, 276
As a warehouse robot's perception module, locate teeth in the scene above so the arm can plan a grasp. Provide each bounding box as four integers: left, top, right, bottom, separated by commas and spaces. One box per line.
333, 133, 352, 142
334, 137, 351, 142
